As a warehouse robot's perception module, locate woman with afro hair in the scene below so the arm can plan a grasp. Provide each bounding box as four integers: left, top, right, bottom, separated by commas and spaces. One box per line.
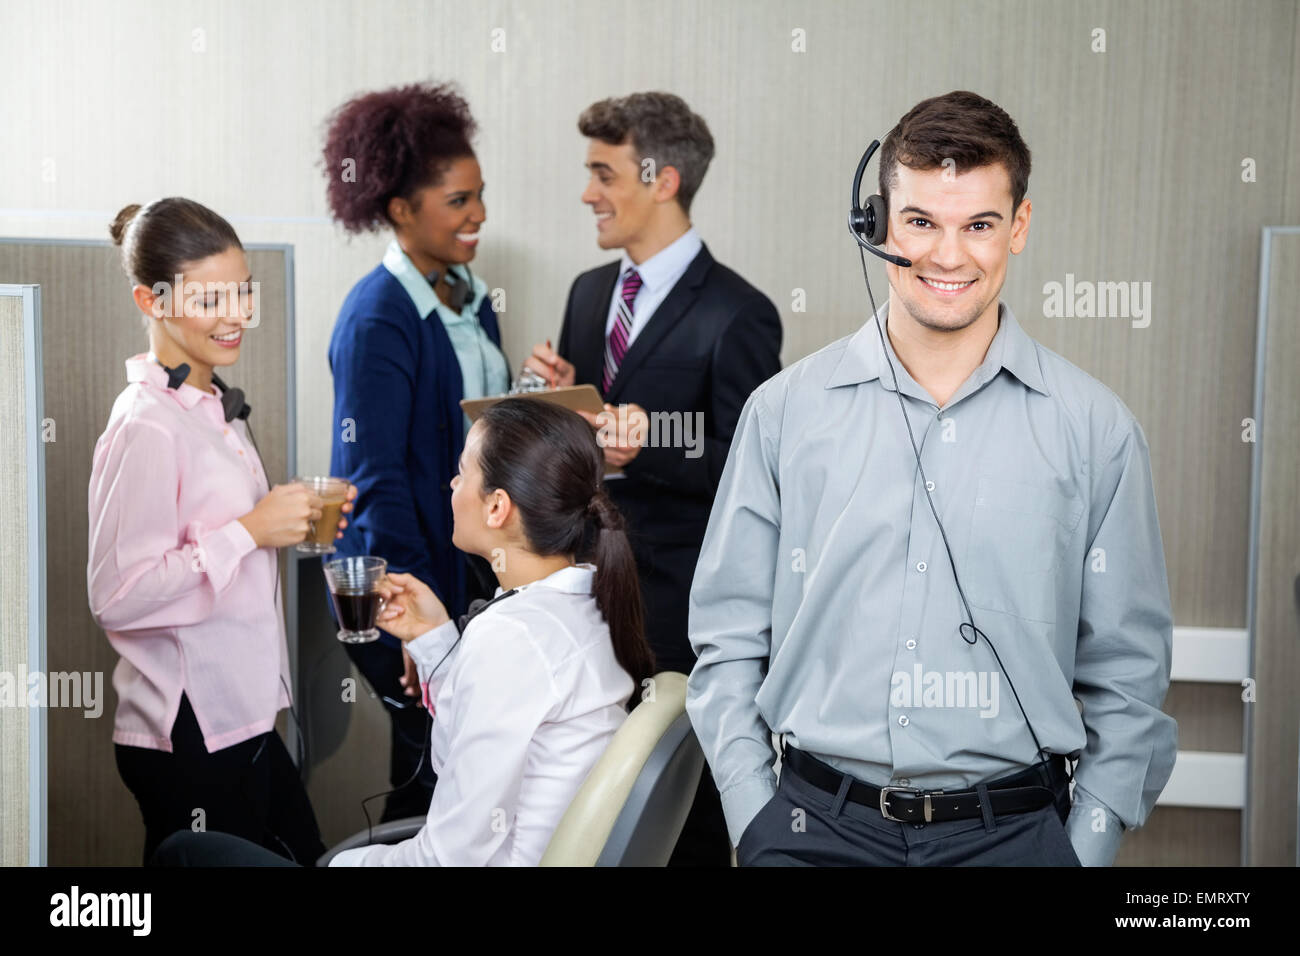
322, 81, 510, 822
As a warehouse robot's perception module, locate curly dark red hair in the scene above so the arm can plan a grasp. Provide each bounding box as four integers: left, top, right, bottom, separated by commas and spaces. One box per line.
321, 81, 477, 233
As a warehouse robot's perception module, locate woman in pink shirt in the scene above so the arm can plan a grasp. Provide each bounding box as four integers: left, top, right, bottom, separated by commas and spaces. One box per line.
88, 197, 352, 865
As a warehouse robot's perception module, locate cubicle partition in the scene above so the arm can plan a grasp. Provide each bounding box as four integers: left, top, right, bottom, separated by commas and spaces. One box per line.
0, 240, 295, 866
0, 284, 45, 867
1246, 227, 1300, 866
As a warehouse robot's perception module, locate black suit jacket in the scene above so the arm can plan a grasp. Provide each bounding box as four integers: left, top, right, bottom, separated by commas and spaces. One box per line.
557, 243, 782, 551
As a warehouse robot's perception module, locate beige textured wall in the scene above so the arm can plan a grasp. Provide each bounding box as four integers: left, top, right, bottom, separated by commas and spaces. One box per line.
2, 0, 1298, 865
0, 0, 1294, 623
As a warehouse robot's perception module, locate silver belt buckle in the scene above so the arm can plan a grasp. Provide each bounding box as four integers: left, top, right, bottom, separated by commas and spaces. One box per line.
879, 785, 921, 822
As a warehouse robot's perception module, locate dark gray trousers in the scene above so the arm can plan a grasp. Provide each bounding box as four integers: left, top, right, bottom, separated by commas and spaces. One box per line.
737, 757, 1082, 867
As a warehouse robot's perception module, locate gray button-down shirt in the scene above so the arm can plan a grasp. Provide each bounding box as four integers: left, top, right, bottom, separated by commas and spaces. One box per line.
685, 300, 1177, 866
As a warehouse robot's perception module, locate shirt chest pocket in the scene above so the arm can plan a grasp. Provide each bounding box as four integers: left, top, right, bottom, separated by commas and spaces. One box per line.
962, 475, 1084, 625
189, 433, 262, 510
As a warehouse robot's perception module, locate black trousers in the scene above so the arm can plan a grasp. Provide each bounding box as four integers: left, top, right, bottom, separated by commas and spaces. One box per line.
630, 536, 731, 867
115, 693, 326, 866
738, 752, 1081, 866
153, 829, 303, 866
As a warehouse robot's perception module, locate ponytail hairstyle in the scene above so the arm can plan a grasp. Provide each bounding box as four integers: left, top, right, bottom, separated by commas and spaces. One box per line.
109, 198, 243, 328
475, 398, 655, 687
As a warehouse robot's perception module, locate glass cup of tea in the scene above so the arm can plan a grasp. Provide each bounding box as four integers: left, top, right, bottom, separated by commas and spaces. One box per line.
294, 476, 350, 554
323, 556, 388, 643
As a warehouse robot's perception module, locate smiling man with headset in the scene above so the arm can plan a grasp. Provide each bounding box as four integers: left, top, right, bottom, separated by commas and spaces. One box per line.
686, 90, 1177, 866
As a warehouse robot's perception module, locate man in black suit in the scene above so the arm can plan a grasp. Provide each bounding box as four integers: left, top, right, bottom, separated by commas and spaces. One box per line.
527, 91, 782, 865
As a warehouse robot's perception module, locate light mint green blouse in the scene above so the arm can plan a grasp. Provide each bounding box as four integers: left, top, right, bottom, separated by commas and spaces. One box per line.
382, 239, 510, 432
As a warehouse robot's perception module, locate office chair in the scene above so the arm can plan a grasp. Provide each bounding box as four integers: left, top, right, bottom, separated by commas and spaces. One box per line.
316, 670, 704, 867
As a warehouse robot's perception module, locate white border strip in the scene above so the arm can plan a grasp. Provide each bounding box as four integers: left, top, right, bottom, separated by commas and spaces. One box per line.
1158, 751, 1246, 809
0, 210, 332, 226
1170, 627, 1249, 683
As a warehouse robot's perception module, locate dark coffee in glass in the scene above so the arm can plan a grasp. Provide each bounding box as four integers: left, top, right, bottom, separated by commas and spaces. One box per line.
329, 589, 381, 637
322, 556, 387, 643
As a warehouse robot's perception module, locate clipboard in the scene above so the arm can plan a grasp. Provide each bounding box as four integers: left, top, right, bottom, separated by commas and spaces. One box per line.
460, 384, 605, 422
459, 385, 625, 476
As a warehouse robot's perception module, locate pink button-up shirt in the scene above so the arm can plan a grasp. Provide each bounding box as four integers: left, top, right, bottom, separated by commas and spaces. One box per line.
87, 354, 289, 752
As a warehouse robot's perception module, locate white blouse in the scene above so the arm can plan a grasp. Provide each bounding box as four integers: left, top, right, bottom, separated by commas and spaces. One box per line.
331, 563, 634, 866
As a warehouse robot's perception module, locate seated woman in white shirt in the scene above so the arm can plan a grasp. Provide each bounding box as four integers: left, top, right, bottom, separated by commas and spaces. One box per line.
152, 397, 655, 867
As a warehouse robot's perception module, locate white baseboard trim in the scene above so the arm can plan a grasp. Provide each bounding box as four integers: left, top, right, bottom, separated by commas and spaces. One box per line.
1171, 627, 1249, 684
1156, 750, 1246, 809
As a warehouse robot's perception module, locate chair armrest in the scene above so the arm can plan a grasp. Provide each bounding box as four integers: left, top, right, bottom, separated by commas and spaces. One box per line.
316, 815, 426, 867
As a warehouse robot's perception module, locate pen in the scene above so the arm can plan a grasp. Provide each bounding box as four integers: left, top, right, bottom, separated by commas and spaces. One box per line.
546, 338, 556, 388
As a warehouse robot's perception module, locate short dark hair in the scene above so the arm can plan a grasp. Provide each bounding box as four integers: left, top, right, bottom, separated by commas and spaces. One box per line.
578, 92, 715, 215
321, 81, 477, 233
878, 90, 1031, 217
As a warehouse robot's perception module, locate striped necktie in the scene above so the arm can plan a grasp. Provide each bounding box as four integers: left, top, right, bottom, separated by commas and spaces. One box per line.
602, 267, 642, 394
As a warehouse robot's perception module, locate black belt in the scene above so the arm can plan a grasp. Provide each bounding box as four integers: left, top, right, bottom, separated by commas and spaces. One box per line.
782, 745, 1067, 824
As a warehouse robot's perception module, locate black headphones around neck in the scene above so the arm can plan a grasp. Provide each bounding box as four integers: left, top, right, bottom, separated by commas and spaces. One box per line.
151, 354, 250, 423
150, 354, 265, 477
424, 263, 475, 313
457, 586, 519, 634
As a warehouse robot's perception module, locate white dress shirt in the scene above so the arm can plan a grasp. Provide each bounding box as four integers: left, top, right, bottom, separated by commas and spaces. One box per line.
603, 225, 703, 351
330, 563, 634, 866
601, 225, 703, 482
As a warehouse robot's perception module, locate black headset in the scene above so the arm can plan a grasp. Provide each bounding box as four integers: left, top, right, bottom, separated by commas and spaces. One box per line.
151, 355, 252, 422
848, 139, 913, 268
424, 263, 475, 313
846, 139, 1069, 788
151, 354, 270, 491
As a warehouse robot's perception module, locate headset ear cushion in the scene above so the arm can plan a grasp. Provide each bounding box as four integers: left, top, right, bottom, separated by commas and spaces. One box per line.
865, 194, 888, 245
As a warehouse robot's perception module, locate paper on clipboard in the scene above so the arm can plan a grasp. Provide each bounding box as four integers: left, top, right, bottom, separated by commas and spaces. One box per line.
459, 385, 625, 476
460, 384, 605, 422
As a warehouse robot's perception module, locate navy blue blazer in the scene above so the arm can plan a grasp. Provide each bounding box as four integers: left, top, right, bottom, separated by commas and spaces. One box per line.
328, 264, 504, 642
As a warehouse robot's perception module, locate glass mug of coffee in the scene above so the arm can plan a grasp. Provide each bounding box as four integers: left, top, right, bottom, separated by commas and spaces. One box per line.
294, 476, 349, 554
323, 556, 388, 643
